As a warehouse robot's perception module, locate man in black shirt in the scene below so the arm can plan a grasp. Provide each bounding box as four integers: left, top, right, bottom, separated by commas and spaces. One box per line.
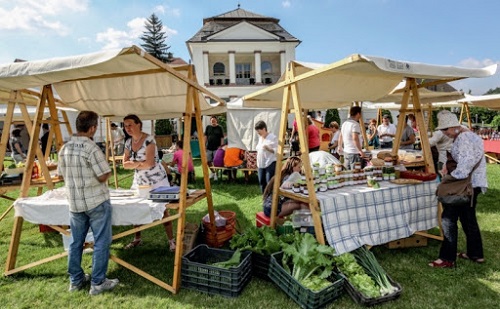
204, 116, 224, 179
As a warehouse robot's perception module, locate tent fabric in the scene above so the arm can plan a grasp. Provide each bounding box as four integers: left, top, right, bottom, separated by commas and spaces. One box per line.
0, 46, 226, 119
243, 54, 497, 109
459, 93, 500, 110
225, 98, 281, 151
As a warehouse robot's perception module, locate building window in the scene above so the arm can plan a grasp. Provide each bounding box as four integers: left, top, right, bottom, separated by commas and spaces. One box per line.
236, 63, 251, 78
261, 61, 272, 74
213, 62, 225, 76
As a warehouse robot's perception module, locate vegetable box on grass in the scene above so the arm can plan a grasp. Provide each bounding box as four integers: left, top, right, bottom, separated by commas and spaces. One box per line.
334, 246, 402, 306
268, 233, 345, 309
181, 244, 252, 297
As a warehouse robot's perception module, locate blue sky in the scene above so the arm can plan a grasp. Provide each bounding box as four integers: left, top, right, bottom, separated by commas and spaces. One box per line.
1, 0, 499, 95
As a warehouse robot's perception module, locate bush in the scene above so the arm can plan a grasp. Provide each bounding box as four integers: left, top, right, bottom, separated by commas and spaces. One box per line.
155, 119, 173, 135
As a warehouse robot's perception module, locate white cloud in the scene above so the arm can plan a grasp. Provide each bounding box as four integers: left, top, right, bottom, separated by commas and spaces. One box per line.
457, 57, 498, 69
282, 1, 292, 8
154, 5, 165, 14
154, 4, 180, 17
95, 17, 178, 51
0, 0, 87, 35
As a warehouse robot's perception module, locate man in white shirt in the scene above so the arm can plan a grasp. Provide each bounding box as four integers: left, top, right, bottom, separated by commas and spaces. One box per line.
340, 106, 364, 170
377, 114, 397, 149
110, 123, 125, 155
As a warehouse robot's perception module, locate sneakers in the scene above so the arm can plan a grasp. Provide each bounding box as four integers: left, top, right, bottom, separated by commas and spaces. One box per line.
89, 278, 120, 296
69, 273, 90, 292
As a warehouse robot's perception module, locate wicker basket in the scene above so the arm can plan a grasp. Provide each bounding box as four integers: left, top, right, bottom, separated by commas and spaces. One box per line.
203, 211, 237, 248
182, 222, 199, 254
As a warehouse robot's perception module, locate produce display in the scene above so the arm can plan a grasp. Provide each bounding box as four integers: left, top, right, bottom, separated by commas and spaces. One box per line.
211, 249, 242, 269
335, 246, 399, 298
281, 232, 336, 292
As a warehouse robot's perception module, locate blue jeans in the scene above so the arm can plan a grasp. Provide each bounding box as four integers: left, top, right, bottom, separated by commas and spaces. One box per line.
344, 153, 361, 170
68, 200, 112, 286
258, 161, 276, 193
439, 188, 483, 262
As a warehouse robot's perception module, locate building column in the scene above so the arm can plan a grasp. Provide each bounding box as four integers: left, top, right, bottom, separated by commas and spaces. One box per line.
280, 51, 286, 76
203, 51, 209, 86
254, 50, 262, 85
228, 51, 236, 85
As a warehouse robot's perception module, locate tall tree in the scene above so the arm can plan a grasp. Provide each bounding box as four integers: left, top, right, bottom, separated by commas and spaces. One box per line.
140, 13, 171, 63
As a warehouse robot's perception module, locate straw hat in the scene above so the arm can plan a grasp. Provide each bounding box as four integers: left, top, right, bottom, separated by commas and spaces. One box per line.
435, 110, 461, 130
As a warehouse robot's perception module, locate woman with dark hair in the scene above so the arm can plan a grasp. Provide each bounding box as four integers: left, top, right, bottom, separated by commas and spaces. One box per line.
263, 156, 309, 217
255, 120, 277, 193
122, 114, 175, 251
10, 128, 27, 163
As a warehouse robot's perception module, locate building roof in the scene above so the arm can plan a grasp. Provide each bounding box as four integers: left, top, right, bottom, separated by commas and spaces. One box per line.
187, 7, 299, 43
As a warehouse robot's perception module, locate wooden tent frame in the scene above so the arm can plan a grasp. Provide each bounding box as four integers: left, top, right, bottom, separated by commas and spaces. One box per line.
0, 88, 71, 220
269, 63, 447, 244
2, 57, 220, 294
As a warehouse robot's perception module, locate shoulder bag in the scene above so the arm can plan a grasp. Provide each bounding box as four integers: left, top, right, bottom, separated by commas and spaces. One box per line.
436, 158, 481, 206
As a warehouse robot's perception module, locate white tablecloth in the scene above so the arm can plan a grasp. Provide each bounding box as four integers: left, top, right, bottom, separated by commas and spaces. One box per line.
316, 180, 438, 254
14, 188, 166, 226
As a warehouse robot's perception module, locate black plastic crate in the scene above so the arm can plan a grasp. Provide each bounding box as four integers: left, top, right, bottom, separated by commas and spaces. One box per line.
343, 274, 402, 306
181, 244, 252, 297
251, 253, 271, 280
268, 252, 344, 309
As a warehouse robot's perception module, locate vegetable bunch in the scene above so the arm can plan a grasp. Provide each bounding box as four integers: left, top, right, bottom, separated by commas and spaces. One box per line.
211, 249, 241, 269
334, 252, 381, 298
352, 246, 398, 296
229, 226, 282, 255
281, 232, 336, 292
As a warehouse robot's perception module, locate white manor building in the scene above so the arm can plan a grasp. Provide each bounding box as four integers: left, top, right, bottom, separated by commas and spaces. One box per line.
187, 6, 301, 102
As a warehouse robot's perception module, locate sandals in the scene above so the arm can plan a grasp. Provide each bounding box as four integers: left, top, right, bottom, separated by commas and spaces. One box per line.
457, 252, 485, 264
428, 259, 455, 268
124, 238, 143, 250
169, 239, 176, 252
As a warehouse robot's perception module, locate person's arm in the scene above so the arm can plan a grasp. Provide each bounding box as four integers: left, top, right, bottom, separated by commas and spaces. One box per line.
97, 172, 111, 183
401, 132, 416, 146
352, 132, 363, 155
122, 146, 135, 169
134, 142, 156, 169
14, 142, 26, 158
337, 132, 343, 153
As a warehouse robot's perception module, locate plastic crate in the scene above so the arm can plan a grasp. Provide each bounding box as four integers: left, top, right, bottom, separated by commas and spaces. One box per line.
343, 274, 402, 306
251, 253, 272, 280
181, 244, 252, 297
268, 252, 344, 309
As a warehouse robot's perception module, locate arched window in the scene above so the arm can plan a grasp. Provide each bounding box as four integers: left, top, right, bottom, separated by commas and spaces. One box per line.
261, 61, 272, 74
213, 62, 225, 75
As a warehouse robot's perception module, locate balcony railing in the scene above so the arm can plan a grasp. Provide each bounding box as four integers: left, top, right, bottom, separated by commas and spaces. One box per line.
208, 74, 279, 86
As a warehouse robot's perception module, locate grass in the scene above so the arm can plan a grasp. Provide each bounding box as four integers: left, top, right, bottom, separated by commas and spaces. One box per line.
0, 160, 499, 309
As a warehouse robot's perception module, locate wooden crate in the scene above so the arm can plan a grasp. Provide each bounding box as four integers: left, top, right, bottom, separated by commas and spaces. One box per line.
386, 234, 427, 249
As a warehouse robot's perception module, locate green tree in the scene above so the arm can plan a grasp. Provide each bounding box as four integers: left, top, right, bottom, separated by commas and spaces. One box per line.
155, 119, 173, 135
325, 109, 340, 125
140, 13, 171, 63
485, 87, 500, 95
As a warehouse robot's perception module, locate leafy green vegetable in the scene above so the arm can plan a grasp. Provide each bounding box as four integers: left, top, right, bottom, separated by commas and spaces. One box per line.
352, 246, 398, 296
229, 226, 281, 255
281, 232, 336, 291
211, 249, 241, 269
334, 251, 381, 298
300, 275, 333, 292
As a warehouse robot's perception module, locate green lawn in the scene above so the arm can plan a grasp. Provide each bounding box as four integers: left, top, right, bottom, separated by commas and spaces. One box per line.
0, 161, 499, 309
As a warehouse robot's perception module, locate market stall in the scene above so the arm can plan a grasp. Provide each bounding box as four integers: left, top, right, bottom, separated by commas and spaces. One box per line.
0, 45, 225, 294
242, 54, 497, 246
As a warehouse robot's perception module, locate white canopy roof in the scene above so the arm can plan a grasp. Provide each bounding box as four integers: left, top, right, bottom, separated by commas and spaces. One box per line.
459, 93, 500, 110
0, 46, 225, 119
243, 54, 497, 109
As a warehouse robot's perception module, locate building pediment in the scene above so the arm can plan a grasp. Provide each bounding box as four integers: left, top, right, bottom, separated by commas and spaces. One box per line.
207, 21, 279, 41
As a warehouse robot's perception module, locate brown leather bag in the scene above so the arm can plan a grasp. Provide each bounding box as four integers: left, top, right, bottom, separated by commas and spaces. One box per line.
436, 157, 481, 206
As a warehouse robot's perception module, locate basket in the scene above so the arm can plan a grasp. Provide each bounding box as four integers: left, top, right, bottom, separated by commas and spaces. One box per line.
203, 210, 237, 248
182, 222, 199, 254
268, 252, 344, 309
181, 244, 252, 297
343, 274, 402, 306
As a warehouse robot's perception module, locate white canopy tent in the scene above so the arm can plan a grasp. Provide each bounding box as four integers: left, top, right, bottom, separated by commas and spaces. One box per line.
459, 93, 500, 110
0, 45, 226, 294
243, 53, 497, 243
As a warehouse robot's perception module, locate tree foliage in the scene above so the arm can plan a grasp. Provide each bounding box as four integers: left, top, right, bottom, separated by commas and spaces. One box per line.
325, 109, 340, 125
140, 13, 171, 63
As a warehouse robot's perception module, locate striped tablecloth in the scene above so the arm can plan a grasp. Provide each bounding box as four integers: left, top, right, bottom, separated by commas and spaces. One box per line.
317, 180, 438, 254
